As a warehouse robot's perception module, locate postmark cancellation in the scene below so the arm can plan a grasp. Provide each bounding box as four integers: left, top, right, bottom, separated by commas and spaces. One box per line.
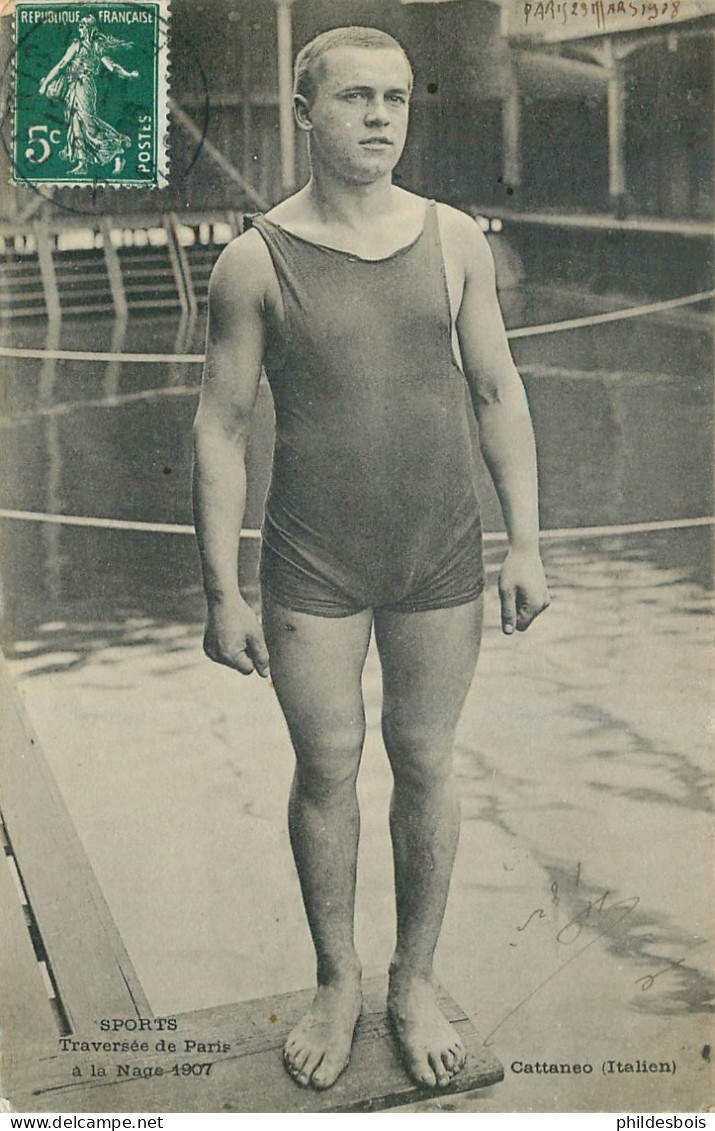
13, 0, 169, 188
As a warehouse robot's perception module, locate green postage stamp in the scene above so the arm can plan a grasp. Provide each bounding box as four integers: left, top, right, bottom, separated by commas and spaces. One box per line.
13, 0, 169, 187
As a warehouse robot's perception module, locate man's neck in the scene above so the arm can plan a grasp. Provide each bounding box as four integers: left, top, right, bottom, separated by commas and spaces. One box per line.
305, 171, 398, 230
268, 171, 423, 258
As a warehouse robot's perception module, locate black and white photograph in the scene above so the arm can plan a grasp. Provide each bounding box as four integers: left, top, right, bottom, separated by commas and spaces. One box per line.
0, 0, 712, 1117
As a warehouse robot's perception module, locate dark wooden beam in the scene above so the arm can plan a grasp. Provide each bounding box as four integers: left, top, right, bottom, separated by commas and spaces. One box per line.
0, 659, 151, 1033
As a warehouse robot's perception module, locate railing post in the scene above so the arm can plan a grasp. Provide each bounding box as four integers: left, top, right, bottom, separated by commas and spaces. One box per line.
33, 220, 61, 322
101, 218, 128, 320
164, 212, 197, 317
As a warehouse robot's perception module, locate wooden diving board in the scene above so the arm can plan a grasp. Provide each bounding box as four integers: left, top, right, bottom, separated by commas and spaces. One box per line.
5, 979, 503, 1113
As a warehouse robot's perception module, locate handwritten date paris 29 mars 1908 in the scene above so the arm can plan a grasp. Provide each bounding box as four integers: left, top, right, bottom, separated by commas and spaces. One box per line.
524, 0, 683, 29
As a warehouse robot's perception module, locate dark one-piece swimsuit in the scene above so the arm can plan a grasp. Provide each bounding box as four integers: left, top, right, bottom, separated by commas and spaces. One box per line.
250, 200, 484, 617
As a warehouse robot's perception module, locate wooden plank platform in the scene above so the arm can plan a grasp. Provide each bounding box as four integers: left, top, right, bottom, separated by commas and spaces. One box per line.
0, 659, 150, 1029
6, 978, 504, 1113
0, 821, 57, 1045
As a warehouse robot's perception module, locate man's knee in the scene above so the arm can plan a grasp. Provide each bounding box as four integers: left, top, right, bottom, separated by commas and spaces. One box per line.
293, 726, 364, 799
382, 715, 455, 788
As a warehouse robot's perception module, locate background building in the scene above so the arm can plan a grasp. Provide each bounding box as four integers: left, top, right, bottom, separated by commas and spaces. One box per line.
1, 0, 712, 317
3, 0, 712, 219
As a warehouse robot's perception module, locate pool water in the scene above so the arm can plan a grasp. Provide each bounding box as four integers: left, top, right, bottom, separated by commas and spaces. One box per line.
1, 308, 711, 650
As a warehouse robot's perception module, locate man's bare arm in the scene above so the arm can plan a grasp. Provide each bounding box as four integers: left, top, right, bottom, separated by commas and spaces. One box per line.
451, 211, 550, 634
192, 232, 270, 675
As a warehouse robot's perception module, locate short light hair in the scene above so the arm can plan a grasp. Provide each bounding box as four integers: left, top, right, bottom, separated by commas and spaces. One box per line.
293, 26, 414, 104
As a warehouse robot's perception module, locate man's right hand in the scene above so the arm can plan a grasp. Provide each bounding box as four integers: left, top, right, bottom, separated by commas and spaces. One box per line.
203, 596, 270, 677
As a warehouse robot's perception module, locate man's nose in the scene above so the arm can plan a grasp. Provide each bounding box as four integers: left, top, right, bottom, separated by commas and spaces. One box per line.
364, 98, 391, 126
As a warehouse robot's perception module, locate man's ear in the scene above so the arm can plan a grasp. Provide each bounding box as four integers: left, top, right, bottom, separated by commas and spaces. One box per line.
294, 94, 312, 132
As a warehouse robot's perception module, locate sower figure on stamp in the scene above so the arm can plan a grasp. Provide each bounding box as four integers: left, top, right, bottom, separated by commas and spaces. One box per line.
38, 15, 137, 175
193, 27, 550, 1092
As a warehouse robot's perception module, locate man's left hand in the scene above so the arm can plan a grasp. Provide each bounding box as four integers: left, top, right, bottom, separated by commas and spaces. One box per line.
498, 547, 551, 635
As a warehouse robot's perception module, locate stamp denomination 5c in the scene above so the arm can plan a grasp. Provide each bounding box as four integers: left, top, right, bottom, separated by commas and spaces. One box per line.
14, 0, 169, 187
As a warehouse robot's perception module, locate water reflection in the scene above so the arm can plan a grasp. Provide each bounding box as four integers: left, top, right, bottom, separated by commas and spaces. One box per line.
39, 320, 64, 603
102, 313, 128, 401
169, 307, 200, 386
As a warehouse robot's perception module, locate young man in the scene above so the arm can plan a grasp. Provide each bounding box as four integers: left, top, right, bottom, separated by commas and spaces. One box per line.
193, 26, 550, 1093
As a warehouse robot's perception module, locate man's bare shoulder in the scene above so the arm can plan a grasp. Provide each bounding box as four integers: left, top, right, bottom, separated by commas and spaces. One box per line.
208, 227, 274, 313
393, 185, 430, 213
263, 187, 311, 226
434, 201, 483, 238
435, 202, 494, 279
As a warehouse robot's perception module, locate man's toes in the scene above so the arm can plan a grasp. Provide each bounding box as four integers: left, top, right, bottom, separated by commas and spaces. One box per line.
286, 1058, 304, 1079
409, 1054, 437, 1088
295, 1049, 323, 1087
311, 1052, 345, 1090
441, 1048, 456, 1073
284, 1044, 310, 1080
283, 1039, 299, 1063
451, 1041, 467, 1072
283, 1041, 303, 1065
311, 1068, 332, 1090
429, 1051, 451, 1087
282, 1047, 298, 1072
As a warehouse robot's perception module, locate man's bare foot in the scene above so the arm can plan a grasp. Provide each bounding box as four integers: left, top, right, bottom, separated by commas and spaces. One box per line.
388, 970, 467, 1089
283, 974, 362, 1089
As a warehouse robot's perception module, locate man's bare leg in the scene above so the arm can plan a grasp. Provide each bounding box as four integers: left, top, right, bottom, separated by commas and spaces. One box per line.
262, 595, 373, 1089
374, 597, 483, 1089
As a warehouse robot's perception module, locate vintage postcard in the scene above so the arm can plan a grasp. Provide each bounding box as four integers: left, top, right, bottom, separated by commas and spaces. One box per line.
0, 0, 712, 1117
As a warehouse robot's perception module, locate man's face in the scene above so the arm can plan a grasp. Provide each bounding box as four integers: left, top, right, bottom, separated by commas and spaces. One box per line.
298, 47, 411, 183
